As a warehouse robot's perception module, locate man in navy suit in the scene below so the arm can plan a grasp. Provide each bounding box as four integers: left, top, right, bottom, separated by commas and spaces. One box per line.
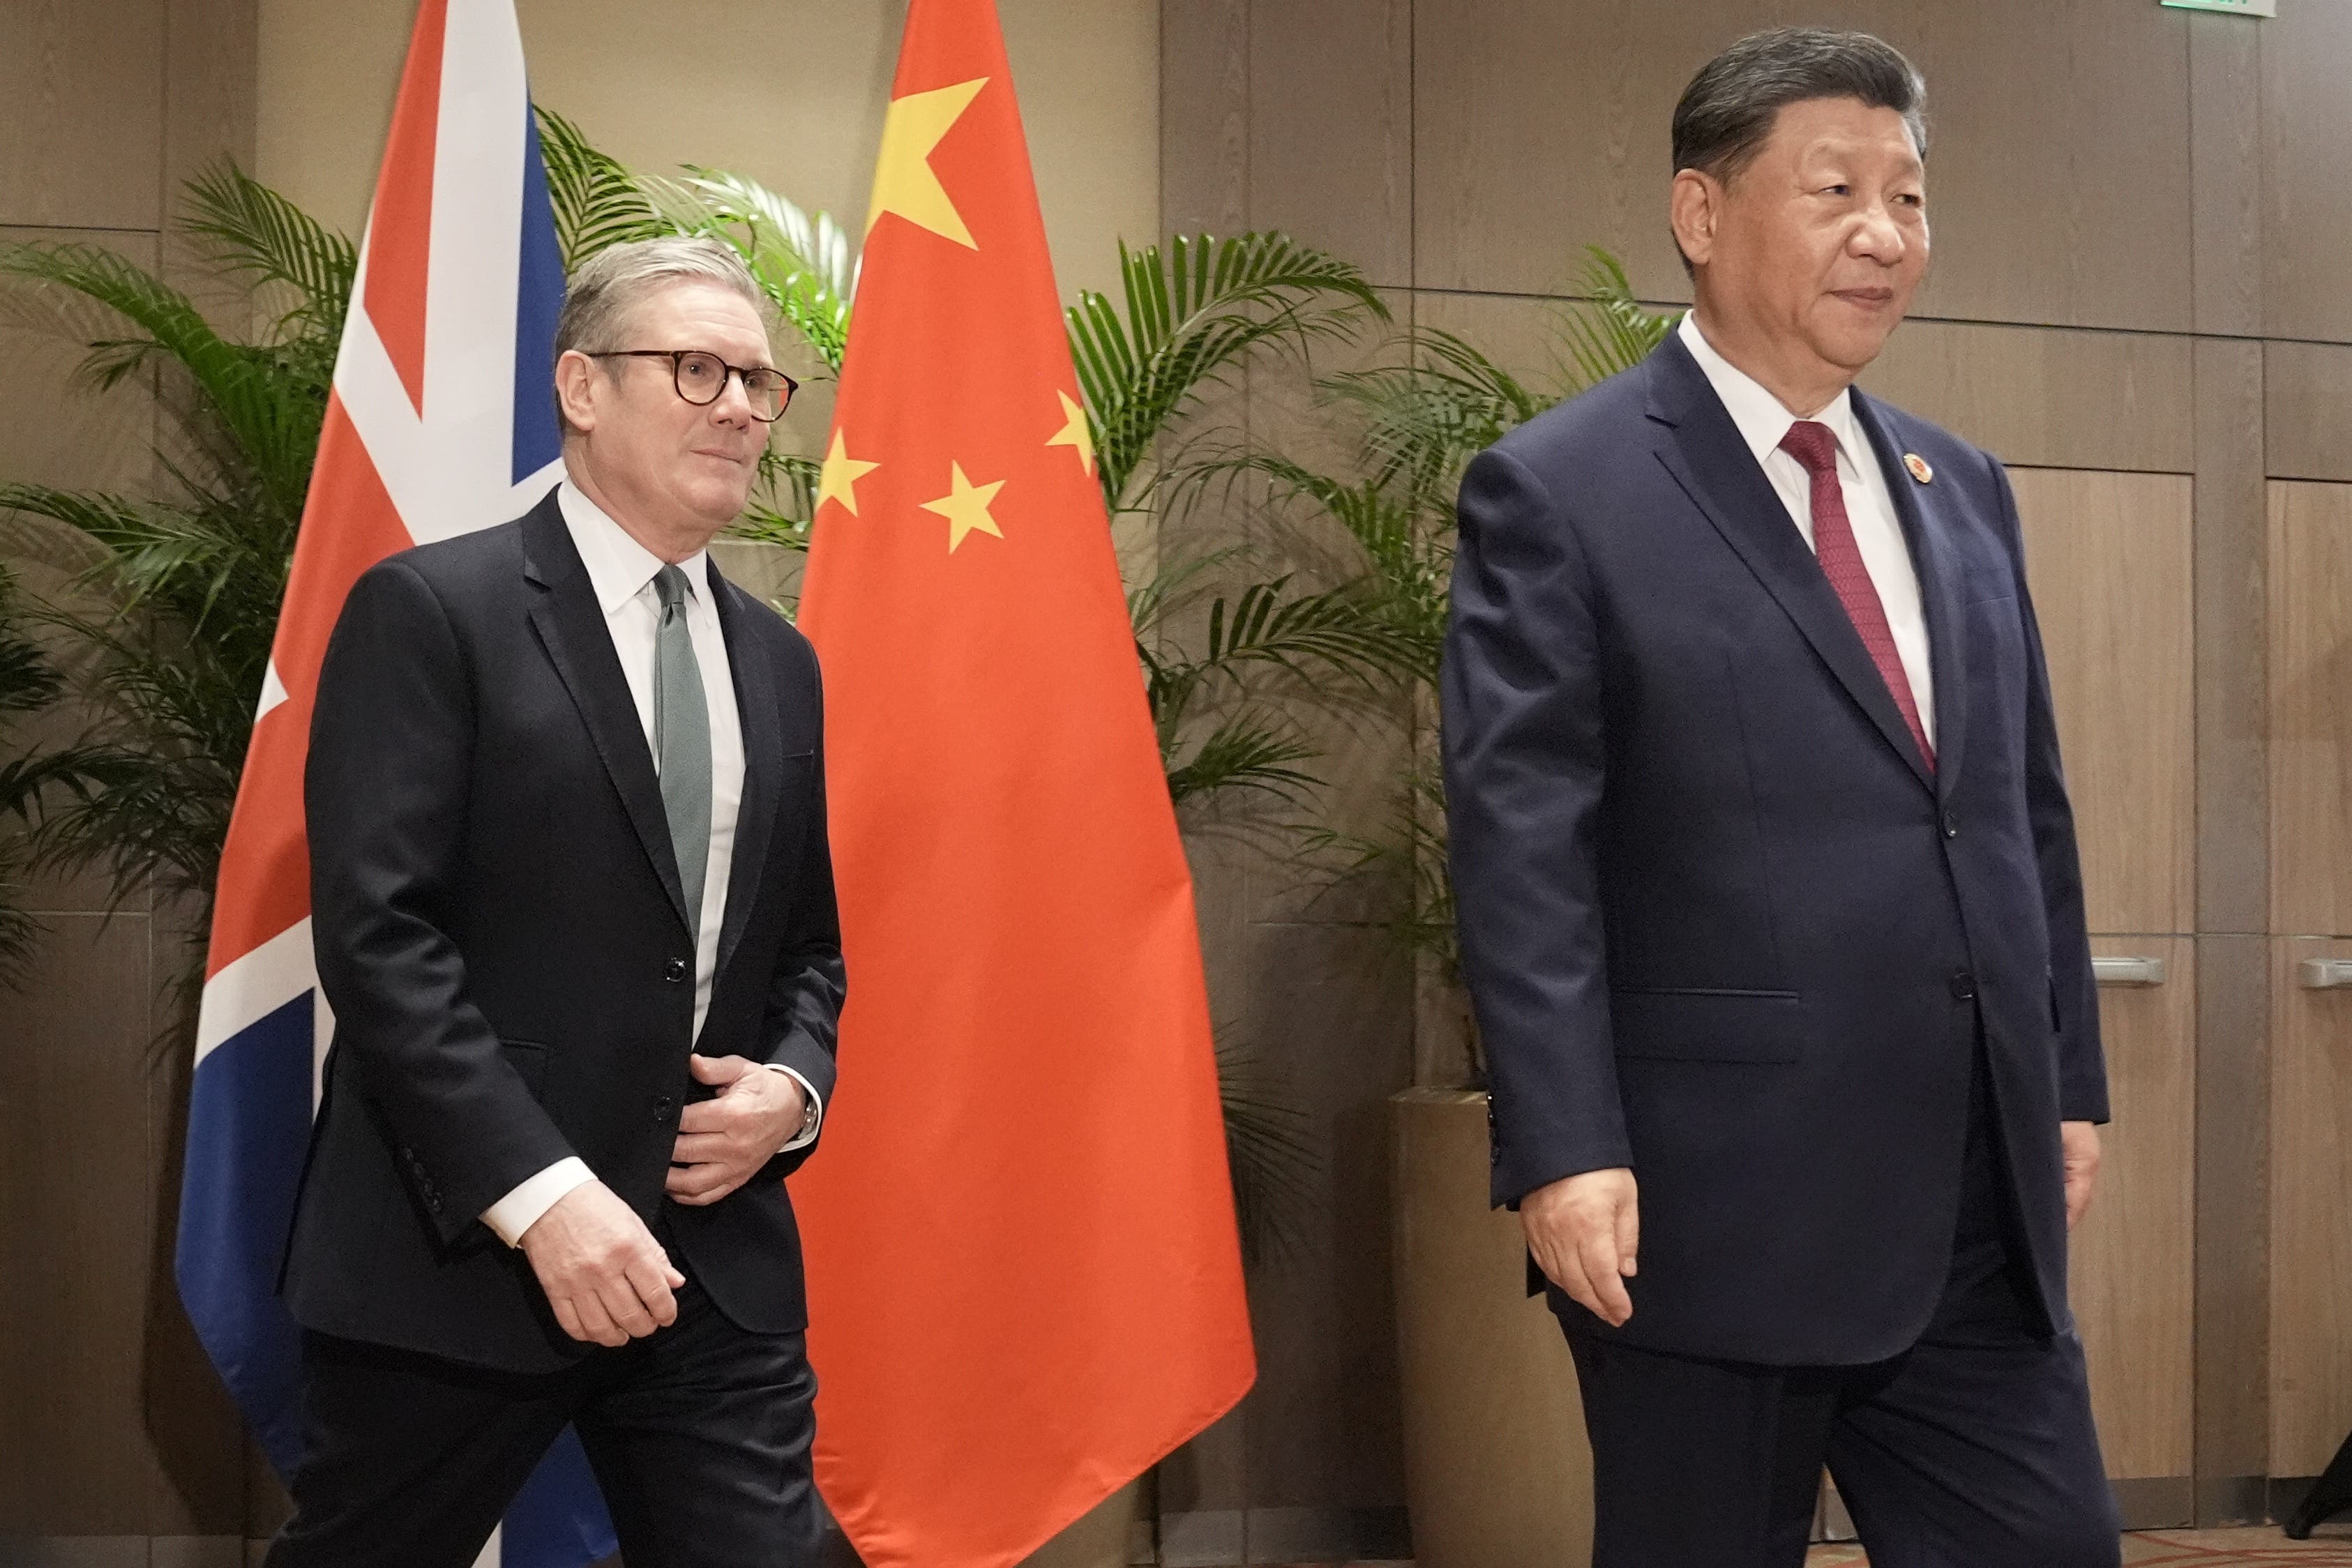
1443, 29, 2122, 1567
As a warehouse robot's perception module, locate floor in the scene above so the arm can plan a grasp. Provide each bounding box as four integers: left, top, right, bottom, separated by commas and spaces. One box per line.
1802, 1528, 2352, 1565
1290, 1530, 2352, 1567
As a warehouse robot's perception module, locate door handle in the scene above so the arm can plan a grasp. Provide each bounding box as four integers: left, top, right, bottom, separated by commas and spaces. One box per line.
2301, 958, 2352, 990
2093, 956, 2167, 988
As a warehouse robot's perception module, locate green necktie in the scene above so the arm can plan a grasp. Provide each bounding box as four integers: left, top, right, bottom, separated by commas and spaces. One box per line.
651, 564, 713, 928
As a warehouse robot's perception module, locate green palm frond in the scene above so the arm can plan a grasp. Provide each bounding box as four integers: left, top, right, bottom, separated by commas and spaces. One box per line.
533, 105, 663, 270
731, 452, 822, 557
1215, 1029, 1322, 1268
642, 168, 857, 374
1173, 455, 1449, 684
1164, 713, 1322, 807
0, 244, 322, 520
1066, 233, 1387, 515
179, 160, 356, 357
1553, 243, 1675, 393
1320, 327, 1546, 504
0, 560, 60, 987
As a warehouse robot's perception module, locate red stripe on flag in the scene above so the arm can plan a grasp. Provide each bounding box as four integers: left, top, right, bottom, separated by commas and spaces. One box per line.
361, 0, 447, 416
206, 394, 415, 979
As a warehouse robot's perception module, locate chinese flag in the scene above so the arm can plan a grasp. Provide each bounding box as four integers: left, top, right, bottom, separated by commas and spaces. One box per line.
791, 1, 1256, 1564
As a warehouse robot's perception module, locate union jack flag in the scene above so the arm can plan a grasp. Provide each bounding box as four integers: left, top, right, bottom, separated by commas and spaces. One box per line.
175, 3, 611, 1562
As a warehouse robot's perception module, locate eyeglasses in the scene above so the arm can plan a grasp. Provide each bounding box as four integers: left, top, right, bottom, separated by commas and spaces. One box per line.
588, 349, 798, 423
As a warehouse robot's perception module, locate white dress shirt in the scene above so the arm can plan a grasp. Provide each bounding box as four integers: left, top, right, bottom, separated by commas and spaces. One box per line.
1676, 312, 1936, 748
481, 477, 822, 1246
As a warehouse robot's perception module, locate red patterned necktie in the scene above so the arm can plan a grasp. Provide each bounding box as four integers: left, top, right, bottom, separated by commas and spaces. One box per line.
1778, 420, 1934, 771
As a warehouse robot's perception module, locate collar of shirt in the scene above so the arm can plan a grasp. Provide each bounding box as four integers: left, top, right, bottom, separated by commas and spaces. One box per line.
1675, 311, 1869, 480
555, 476, 712, 616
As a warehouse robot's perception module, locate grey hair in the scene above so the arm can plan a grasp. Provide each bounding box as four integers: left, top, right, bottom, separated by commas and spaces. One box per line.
553, 236, 773, 433
1673, 28, 1927, 183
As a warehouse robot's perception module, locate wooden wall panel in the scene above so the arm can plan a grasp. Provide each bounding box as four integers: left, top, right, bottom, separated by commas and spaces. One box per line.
1248, 0, 1412, 288
1889, 1, 2192, 336
1862, 321, 2194, 476
0, 229, 163, 498
163, 0, 260, 299
2075, 937, 2196, 1483
2269, 937, 2352, 1477
2011, 469, 2196, 937
2194, 336, 2271, 1519
1411, 0, 1712, 303
2190, 13, 2263, 340
2266, 342, 2352, 485
1403, 296, 2198, 478
1237, 923, 1413, 1525
1160, 0, 1250, 239
0, 918, 157, 1533
2267, 482, 2352, 937
0, 0, 168, 231
2261, 2, 2352, 345
1412, 0, 2192, 333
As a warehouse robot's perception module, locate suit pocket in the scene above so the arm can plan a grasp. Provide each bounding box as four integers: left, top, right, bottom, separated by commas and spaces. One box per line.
1609, 988, 1804, 1063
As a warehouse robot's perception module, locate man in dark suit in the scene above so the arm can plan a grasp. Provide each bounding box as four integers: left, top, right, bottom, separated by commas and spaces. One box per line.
270, 236, 843, 1567
1443, 29, 2122, 1567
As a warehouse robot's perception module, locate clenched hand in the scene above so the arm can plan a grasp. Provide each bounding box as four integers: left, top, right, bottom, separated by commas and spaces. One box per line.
2060, 1120, 2101, 1229
1521, 1166, 1640, 1327
518, 1179, 683, 1347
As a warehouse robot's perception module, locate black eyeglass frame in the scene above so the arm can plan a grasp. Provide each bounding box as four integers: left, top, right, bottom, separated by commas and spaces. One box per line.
587, 349, 799, 422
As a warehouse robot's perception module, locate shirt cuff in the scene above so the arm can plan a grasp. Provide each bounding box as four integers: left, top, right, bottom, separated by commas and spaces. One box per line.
481, 1156, 596, 1248
764, 1063, 824, 1152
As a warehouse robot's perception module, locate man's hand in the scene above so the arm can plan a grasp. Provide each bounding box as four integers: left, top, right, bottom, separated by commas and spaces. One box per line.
518, 1180, 684, 1348
2060, 1121, 2102, 1230
1521, 1167, 1640, 1328
665, 1054, 804, 1208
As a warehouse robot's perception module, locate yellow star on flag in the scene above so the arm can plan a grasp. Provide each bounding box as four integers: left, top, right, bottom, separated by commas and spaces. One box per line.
1046, 390, 1096, 478
921, 461, 1007, 552
866, 77, 989, 249
817, 431, 881, 516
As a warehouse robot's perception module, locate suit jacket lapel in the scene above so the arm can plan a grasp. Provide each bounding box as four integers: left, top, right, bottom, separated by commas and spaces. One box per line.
1643, 336, 1934, 790
1853, 391, 1970, 799
707, 557, 779, 982
519, 497, 695, 935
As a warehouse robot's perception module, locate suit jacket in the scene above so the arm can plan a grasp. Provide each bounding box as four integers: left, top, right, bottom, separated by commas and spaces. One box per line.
1441, 332, 2108, 1367
282, 488, 845, 1373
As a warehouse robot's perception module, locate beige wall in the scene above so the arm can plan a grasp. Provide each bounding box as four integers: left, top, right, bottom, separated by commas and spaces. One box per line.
256, 0, 1159, 310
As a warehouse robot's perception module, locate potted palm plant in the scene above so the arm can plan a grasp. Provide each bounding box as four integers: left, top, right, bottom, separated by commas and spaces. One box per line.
1209, 251, 1676, 1567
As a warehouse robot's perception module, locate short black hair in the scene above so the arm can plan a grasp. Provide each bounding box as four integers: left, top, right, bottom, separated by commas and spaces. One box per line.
1672, 28, 1928, 186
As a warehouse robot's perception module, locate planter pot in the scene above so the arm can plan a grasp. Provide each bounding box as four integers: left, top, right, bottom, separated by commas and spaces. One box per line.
1392, 1087, 1593, 1568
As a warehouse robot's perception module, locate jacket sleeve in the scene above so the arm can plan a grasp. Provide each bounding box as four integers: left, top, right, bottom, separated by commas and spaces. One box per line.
1988, 453, 2111, 1124
751, 633, 845, 1182
307, 559, 577, 1242
1442, 444, 1631, 1207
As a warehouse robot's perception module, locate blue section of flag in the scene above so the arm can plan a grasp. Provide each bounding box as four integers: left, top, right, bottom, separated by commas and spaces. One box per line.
504, 1427, 619, 1568
515, 102, 567, 485
174, 992, 317, 1474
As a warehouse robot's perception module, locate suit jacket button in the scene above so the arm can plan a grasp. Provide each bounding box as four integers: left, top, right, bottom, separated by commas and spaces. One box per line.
652, 1094, 675, 1124
664, 957, 688, 984
1950, 971, 1977, 1001
1943, 814, 1960, 839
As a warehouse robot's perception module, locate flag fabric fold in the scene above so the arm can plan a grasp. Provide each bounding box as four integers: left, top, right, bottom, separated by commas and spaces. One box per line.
794, 2, 1256, 1565
176, 2, 611, 1562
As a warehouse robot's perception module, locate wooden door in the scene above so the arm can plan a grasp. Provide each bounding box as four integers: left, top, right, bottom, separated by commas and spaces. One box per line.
2014, 468, 2199, 1521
